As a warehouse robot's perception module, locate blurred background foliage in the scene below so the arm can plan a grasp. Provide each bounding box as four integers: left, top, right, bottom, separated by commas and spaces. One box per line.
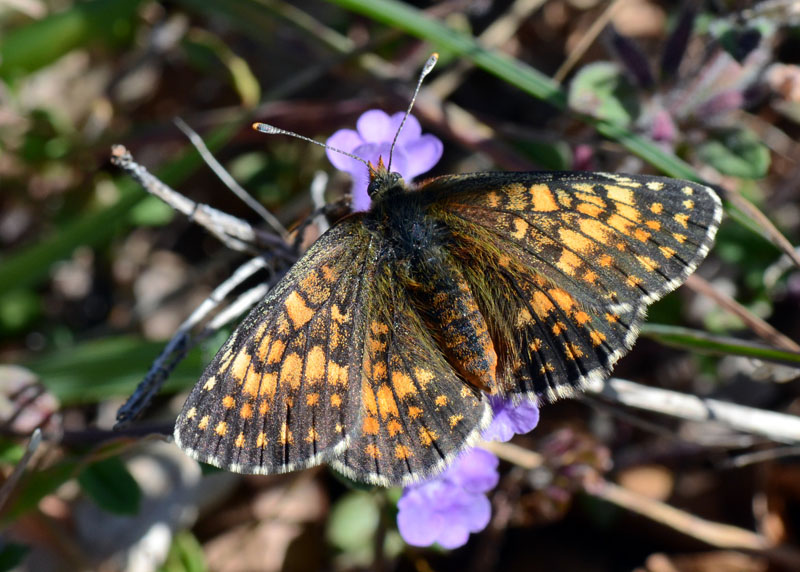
2, 0, 800, 570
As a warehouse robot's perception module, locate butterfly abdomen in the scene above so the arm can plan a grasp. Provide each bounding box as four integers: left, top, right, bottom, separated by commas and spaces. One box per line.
398, 252, 496, 394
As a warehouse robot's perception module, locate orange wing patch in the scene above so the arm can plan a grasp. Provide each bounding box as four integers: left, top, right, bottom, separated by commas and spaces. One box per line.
331, 262, 489, 486
174, 218, 376, 478
529, 184, 559, 212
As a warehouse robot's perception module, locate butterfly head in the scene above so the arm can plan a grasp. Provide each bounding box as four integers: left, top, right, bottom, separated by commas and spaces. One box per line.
367, 156, 405, 200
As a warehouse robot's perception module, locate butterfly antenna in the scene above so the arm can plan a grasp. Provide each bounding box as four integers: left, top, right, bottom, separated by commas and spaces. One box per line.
387, 53, 438, 171
252, 122, 375, 175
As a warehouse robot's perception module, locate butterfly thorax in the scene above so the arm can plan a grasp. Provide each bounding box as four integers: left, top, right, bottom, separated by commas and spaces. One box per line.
367, 171, 439, 262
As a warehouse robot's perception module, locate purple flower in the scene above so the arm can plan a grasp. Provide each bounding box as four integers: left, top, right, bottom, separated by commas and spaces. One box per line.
482, 396, 540, 443
397, 398, 540, 549
397, 448, 497, 549
572, 144, 597, 171
325, 109, 443, 212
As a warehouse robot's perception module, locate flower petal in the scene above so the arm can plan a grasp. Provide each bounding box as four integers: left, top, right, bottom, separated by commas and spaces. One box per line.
401, 133, 443, 178
504, 399, 540, 436
384, 148, 409, 180
353, 142, 392, 169
436, 524, 471, 549
326, 128, 363, 172
389, 111, 422, 145
343, 142, 387, 211
436, 492, 491, 549
650, 109, 678, 144
350, 169, 372, 212
397, 485, 446, 546
463, 493, 492, 532
483, 397, 540, 442
446, 448, 499, 494
357, 109, 393, 142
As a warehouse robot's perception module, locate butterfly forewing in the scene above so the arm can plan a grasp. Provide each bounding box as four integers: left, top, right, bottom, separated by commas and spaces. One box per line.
174, 218, 378, 474
423, 171, 721, 400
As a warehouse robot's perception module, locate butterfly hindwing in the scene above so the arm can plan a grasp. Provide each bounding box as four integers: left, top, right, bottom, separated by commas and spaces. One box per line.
499, 269, 646, 400
447, 224, 647, 400
330, 257, 491, 486
174, 217, 378, 474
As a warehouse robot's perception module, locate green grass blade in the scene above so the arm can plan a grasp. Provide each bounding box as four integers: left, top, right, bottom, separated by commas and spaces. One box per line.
0, 0, 142, 81
0, 185, 143, 298
26, 336, 213, 405
326, 0, 702, 181
642, 323, 800, 366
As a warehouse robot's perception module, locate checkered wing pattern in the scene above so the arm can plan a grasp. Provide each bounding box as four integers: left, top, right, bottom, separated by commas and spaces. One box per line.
423, 171, 722, 400
173, 166, 721, 486
174, 218, 378, 475
330, 256, 490, 486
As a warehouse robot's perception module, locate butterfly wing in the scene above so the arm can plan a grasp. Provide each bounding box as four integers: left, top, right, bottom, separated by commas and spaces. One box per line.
330, 255, 491, 486
421, 171, 722, 401
174, 217, 379, 475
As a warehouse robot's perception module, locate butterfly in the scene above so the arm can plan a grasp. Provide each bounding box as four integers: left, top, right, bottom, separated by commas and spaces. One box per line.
173, 151, 722, 486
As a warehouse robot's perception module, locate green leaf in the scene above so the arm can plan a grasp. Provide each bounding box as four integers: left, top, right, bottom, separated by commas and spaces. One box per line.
515, 140, 572, 171
696, 127, 770, 179
184, 30, 261, 108
326, 0, 565, 106
0, 440, 26, 465
324, 0, 699, 180
0, 123, 239, 298
326, 491, 379, 556
129, 195, 178, 227
0, 289, 40, 333
1, 460, 77, 524
0, 0, 142, 81
78, 456, 141, 515
710, 18, 775, 63
160, 530, 208, 572
26, 335, 211, 405
568, 62, 640, 127
0, 184, 143, 298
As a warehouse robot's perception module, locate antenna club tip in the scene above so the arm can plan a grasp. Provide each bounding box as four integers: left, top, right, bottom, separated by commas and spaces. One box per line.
422, 53, 439, 75
253, 122, 281, 135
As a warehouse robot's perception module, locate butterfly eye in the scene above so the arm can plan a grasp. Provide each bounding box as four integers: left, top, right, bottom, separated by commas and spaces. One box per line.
367, 177, 383, 198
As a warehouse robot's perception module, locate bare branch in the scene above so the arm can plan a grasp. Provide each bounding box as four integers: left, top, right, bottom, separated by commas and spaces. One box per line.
115, 256, 271, 427
110, 145, 292, 258
593, 377, 800, 444
173, 117, 289, 238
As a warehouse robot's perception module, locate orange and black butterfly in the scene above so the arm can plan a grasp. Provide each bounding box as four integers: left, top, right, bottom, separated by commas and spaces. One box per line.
173, 59, 721, 487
